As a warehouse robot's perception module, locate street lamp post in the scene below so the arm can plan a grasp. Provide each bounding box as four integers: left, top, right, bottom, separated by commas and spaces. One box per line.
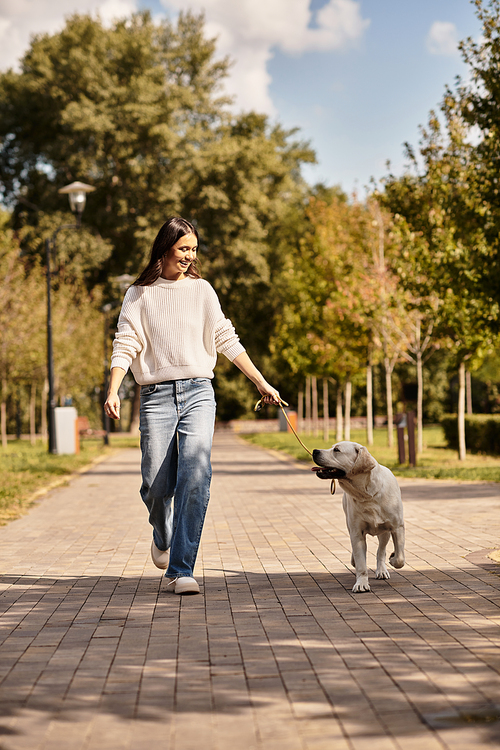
46, 181, 95, 453
102, 303, 113, 446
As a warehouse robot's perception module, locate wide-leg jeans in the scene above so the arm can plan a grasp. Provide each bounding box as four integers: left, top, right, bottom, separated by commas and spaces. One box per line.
139, 378, 216, 578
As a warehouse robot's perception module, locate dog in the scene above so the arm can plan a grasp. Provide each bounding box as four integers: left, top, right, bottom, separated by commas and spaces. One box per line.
312, 441, 405, 593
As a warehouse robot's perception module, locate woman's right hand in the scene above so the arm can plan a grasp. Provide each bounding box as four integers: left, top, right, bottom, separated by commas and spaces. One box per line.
104, 392, 121, 420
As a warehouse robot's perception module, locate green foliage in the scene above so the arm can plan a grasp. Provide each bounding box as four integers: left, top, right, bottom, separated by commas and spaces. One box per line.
196, 116, 315, 358
20, 211, 113, 288
0, 220, 46, 388
271, 189, 370, 380
393, 354, 450, 421
441, 413, 500, 455
0, 11, 315, 419
270, 190, 424, 389
242, 425, 500, 480
0, 11, 313, 338
0, 213, 107, 432
1, 11, 228, 268
455, 0, 500, 298
382, 0, 500, 362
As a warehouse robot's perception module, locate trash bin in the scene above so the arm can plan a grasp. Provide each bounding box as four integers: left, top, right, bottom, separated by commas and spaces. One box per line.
278, 408, 297, 433
286, 411, 298, 434
54, 406, 79, 455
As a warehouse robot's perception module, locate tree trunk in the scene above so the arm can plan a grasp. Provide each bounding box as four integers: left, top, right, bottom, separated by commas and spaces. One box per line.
1, 378, 7, 449
129, 382, 141, 436
15, 395, 21, 440
298, 389, 304, 433
336, 385, 343, 442
30, 381, 36, 446
385, 357, 394, 448
311, 375, 319, 437
366, 362, 373, 446
344, 380, 352, 441
466, 370, 473, 414
323, 378, 329, 443
416, 351, 423, 454
458, 361, 466, 461
41, 379, 48, 441
305, 376, 311, 435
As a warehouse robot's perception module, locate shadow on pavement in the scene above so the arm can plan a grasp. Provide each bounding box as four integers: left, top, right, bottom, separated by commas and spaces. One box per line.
1, 567, 499, 746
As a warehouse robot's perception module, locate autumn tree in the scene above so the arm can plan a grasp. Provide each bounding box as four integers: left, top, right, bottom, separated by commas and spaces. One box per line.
0, 216, 45, 445
0, 208, 108, 441
272, 189, 379, 441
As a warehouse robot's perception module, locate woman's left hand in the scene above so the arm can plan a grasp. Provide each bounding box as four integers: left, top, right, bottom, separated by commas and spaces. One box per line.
258, 382, 282, 406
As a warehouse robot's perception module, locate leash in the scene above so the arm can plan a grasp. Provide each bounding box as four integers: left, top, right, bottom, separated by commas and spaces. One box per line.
254, 397, 336, 495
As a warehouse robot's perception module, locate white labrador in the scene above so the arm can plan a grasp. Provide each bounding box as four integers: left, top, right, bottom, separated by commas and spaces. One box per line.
312, 441, 405, 593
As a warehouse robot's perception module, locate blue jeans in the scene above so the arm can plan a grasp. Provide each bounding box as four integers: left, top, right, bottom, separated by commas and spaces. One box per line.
139, 378, 216, 578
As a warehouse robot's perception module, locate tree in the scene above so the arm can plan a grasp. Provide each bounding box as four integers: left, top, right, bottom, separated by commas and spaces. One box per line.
0, 11, 230, 270
382, 108, 499, 459
0, 216, 46, 445
271, 190, 377, 441
0, 11, 315, 418
0, 208, 107, 441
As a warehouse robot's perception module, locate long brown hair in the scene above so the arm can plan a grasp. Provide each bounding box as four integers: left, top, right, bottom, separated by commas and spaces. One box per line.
134, 217, 201, 286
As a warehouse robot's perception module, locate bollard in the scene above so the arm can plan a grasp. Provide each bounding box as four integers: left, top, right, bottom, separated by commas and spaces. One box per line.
396, 413, 406, 465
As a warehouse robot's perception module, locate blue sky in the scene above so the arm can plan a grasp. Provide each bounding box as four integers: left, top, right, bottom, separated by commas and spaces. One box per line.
268, 1, 481, 191
0, 0, 482, 192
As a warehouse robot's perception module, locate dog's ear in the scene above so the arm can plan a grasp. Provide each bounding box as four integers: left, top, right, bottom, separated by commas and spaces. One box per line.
350, 446, 377, 475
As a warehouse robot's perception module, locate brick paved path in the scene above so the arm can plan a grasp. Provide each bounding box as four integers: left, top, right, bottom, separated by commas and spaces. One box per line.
1, 432, 500, 750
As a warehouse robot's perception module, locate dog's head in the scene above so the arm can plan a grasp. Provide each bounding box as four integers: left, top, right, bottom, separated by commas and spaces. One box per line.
312, 441, 377, 479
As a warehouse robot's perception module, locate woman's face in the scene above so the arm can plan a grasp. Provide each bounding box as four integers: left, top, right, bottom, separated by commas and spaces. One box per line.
161, 233, 198, 280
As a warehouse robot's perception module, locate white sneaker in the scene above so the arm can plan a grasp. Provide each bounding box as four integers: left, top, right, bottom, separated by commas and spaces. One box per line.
165, 576, 200, 595
151, 540, 169, 570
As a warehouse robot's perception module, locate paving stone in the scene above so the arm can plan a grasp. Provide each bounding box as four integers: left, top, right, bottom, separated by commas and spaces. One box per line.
0, 433, 499, 749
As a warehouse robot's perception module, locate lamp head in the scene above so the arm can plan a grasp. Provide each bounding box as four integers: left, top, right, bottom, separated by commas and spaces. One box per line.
58, 181, 95, 215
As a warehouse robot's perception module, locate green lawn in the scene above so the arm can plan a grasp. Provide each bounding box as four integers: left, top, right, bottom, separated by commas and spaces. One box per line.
0, 435, 140, 525
241, 426, 500, 482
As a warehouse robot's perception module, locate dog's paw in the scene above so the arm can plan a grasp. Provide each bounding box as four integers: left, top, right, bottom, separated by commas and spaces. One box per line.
375, 566, 390, 580
352, 578, 371, 593
389, 552, 405, 569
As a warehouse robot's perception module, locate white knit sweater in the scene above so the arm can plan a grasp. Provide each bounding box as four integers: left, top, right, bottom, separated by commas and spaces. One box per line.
110, 276, 245, 384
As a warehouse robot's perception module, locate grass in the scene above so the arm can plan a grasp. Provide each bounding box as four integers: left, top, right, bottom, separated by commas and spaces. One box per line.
241, 426, 500, 482
0, 434, 140, 526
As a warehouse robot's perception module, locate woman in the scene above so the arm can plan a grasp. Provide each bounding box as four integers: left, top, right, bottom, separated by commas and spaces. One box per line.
104, 217, 280, 595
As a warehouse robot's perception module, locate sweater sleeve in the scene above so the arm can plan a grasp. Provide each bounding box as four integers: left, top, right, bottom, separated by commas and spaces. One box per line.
110, 290, 143, 372
214, 316, 246, 361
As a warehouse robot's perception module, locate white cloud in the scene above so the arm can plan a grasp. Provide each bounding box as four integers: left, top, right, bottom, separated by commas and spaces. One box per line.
426, 21, 459, 56
0, 0, 370, 115
162, 0, 370, 114
0, 0, 138, 72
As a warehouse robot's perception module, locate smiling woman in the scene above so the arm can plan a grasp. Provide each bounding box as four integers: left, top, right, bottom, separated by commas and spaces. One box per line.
104, 216, 281, 595
132, 217, 202, 286
161, 233, 198, 280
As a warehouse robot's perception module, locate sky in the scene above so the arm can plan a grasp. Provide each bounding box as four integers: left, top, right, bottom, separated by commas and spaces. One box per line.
0, 0, 483, 192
